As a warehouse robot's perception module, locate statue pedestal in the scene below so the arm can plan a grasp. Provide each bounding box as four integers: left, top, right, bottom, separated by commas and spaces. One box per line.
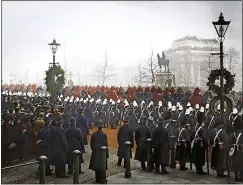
155, 72, 175, 89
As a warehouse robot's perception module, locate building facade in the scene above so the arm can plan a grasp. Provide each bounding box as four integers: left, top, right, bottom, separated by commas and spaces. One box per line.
165, 36, 220, 88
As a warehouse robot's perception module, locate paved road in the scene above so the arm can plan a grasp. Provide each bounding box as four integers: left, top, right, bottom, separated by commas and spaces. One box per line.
107, 164, 240, 184
1, 147, 140, 184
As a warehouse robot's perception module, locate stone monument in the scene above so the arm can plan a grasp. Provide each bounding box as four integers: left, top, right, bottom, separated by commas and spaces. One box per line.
156, 52, 176, 88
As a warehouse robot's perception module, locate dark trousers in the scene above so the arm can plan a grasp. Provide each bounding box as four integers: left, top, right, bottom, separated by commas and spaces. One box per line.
118, 158, 127, 167
68, 163, 81, 174
155, 163, 167, 172
170, 147, 176, 168
55, 164, 65, 177
95, 170, 105, 183
141, 162, 146, 170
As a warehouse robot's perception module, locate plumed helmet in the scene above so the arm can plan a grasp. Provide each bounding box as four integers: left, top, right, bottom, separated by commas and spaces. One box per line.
205, 104, 209, 109
69, 117, 76, 125
171, 106, 176, 111
195, 104, 200, 109
178, 105, 183, 111
233, 108, 238, 114
185, 109, 190, 115
187, 102, 191, 107
200, 107, 205, 113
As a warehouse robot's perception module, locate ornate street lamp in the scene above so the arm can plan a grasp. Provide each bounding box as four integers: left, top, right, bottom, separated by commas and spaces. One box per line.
48, 38, 61, 103
212, 13, 230, 129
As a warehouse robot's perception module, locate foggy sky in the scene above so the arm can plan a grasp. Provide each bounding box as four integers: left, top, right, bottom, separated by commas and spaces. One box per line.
2, 1, 242, 86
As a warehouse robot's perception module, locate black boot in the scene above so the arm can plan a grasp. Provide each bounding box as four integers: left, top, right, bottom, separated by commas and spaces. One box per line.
155, 164, 160, 173
180, 163, 188, 170
161, 166, 169, 174
117, 158, 122, 166
196, 166, 206, 175
141, 162, 146, 170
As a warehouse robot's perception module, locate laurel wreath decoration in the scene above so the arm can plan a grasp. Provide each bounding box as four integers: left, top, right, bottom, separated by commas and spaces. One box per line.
207, 68, 235, 95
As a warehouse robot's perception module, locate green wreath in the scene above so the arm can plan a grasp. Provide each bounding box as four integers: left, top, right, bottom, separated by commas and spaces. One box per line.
207, 68, 235, 95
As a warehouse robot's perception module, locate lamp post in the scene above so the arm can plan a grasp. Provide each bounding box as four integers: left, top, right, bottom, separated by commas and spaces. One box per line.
48, 38, 61, 103
212, 13, 230, 129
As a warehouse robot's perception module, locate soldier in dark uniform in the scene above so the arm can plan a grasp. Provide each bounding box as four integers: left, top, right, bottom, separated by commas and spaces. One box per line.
230, 116, 243, 182
227, 108, 238, 134
109, 105, 117, 129
134, 116, 151, 170
85, 102, 93, 130
152, 117, 170, 174
175, 110, 191, 170
191, 111, 208, 175
37, 117, 52, 175
66, 117, 85, 174
117, 115, 134, 167
89, 119, 109, 183
210, 109, 229, 178
47, 116, 69, 178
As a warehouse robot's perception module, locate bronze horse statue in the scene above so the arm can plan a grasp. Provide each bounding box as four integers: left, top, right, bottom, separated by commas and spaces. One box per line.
157, 51, 169, 72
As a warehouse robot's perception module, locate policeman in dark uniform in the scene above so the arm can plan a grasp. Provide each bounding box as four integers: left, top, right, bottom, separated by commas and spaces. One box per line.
66, 117, 85, 174
152, 116, 170, 174
89, 119, 109, 183
117, 115, 134, 167
134, 116, 151, 170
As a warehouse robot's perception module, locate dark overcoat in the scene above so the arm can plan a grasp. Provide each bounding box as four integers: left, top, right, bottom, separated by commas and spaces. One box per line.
230, 131, 243, 172
38, 125, 51, 159
66, 126, 85, 164
76, 114, 89, 145
134, 125, 151, 162
85, 107, 93, 129
117, 124, 134, 159
47, 125, 68, 166
89, 130, 109, 171
152, 125, 170, 166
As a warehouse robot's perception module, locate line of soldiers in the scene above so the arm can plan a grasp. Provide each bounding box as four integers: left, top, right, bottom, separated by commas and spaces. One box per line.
1, 93, 243, 183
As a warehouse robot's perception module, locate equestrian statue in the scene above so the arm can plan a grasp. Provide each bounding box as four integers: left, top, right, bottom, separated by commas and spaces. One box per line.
157, 51, 169, 72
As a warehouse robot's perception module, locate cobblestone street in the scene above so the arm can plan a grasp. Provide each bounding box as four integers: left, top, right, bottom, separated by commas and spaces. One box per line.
1, 147, 140, 184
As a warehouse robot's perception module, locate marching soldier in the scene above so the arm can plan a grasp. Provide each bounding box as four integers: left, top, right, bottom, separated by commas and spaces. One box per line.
227, 108, 238, 134
191, 110, 208, 175
175, 109, 191, 170
134, 116, 151, 170
117, 115, 134, 167
89, 119, 109, 183
152, 116, 170, 174
230, 116, 243, 182
66, 117, 85, 174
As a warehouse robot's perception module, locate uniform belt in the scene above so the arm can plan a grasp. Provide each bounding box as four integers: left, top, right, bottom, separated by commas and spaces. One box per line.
171, 120, 177, 122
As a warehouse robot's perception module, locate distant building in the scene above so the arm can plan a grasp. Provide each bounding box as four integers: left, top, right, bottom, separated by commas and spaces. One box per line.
165, 36, 220, 87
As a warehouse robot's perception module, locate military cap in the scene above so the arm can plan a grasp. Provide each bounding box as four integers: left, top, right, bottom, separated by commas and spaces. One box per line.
158, 116, 165, 125
123, 115, 130, 122
69, 117, 76, 125
97, 119, 104, 128
57, 115, 63, 124
140, 116, 147, 124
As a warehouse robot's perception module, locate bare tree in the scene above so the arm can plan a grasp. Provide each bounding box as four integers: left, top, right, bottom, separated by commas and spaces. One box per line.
94, 51, 116, 85
200, 48, 219, 85
226, 47, 239, 73
133, 60, 147, 86
142, 49, 160, 83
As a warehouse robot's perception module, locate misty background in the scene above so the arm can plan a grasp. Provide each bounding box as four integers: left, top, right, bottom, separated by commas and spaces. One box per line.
2, 1, 242, 86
